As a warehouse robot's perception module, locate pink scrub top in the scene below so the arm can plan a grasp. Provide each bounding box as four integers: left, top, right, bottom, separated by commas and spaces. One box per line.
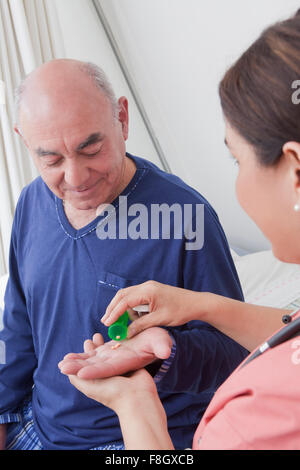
193, 313, 300, 450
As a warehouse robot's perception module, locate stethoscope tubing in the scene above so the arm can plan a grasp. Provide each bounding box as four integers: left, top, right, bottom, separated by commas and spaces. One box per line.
240, 315, 300, 369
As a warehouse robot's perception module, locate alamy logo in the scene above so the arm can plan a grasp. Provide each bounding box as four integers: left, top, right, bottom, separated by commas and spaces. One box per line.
96, 196, 205, 250
291, 338, 300, 365
291, 80, 300, 104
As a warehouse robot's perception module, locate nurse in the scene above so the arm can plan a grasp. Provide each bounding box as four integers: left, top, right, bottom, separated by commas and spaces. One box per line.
62, 10, 300, 449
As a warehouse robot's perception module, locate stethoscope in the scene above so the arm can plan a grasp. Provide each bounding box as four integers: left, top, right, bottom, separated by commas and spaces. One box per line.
240, 309, 300, 368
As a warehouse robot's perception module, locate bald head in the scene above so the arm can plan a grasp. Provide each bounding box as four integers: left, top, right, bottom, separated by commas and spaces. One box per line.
13, 59, 131, 212
15, 59, 119, 130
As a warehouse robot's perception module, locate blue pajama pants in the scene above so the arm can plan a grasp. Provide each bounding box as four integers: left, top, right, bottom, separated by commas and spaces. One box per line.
5, 398, 124, 450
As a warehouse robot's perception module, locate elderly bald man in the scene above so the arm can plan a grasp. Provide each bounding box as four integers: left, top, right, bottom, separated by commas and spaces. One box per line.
0, 59, 247, 450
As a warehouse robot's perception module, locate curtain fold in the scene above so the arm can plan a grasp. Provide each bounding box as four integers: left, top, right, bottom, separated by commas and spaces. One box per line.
0, 0, 65, 275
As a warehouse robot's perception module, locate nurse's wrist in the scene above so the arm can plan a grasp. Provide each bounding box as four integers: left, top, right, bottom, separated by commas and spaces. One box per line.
188, 291, 219, 323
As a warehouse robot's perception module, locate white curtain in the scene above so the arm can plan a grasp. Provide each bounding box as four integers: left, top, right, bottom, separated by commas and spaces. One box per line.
0, 0, 65, 275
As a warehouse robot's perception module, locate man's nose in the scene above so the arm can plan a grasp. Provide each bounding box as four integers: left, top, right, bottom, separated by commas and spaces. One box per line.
64, 159, 90, 189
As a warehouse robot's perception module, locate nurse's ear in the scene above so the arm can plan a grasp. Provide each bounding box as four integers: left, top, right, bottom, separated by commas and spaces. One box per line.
282, 141, 300, 194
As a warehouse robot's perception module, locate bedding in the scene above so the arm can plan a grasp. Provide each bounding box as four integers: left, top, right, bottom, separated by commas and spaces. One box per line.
233, 250, 300, 310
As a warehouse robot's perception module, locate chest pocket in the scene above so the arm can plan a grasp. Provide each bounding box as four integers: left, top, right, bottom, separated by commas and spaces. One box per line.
94, 271, 147, 341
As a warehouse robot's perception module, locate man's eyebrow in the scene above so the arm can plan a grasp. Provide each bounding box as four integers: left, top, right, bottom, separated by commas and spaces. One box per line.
35, 133, 104, 157
36, 148, 62, 157
76, 133, 104, 151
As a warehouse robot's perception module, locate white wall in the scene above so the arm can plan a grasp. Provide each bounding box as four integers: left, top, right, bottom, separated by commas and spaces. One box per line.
54, 0, 300, 253
54, 0, 163, 169
98, 0, 300, 253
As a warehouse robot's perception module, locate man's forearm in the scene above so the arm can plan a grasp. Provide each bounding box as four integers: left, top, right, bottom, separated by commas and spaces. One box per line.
117, 392, 174, 450
200, 293, 290, 351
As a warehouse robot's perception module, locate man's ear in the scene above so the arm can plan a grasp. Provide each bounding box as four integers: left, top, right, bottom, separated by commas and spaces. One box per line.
117, 97, 129, 141
14, 124, 29, 148
282, 141, 300, 196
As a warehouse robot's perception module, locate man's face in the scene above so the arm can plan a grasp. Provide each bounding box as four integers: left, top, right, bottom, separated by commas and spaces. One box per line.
19, 89, 129, 210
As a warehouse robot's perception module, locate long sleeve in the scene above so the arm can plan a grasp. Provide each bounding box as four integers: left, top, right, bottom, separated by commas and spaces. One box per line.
0, 205, 37, 416
156, 205, 249, 394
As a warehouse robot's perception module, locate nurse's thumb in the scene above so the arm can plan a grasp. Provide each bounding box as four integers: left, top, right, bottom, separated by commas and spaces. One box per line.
127, 314, 158, 338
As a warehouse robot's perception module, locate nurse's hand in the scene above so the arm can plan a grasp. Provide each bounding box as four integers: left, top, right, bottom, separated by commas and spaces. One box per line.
68, 368, 156, 414
58, 327, 172, 380
101, 280, 207, 338
67, 369, 174, 450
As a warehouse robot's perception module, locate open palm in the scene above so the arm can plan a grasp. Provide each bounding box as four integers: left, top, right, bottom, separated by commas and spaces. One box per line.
58, 327, 172, 380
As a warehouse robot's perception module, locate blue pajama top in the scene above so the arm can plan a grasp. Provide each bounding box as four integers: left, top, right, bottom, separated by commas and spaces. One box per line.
0, 154, 247, 449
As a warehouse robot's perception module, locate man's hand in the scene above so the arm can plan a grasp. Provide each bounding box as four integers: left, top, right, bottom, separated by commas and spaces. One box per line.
58, 327, 172, 380
0, 424, 6, 450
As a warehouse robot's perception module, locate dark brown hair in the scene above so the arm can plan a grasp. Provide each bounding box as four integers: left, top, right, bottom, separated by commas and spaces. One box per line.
219, 9, 300, 166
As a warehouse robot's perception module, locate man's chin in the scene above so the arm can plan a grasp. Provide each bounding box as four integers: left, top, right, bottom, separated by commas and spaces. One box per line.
67, 198, 100, 211
65, 188, 107, 211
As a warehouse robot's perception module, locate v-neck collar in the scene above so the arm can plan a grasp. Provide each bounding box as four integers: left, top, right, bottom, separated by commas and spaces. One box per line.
55, 153, 147, 240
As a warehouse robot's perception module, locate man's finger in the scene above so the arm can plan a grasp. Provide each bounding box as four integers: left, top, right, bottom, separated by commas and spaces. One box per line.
152, 338, 172, 360
92, 333, 104, 347
84, 339, 97, 353
62, 351, 91, 360
77, 362, 117, 380
59, 359, 87, 375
